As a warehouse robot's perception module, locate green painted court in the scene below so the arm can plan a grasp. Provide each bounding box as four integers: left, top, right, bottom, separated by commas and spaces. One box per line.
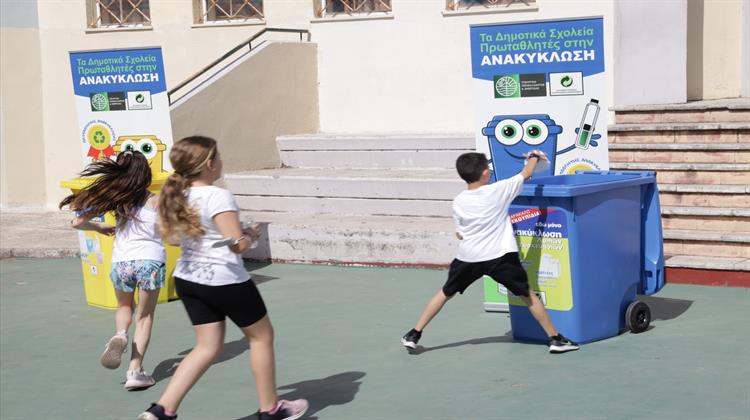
1, 258, 748, 420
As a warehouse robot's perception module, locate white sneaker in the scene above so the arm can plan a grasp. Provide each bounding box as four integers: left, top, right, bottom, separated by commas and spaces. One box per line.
100, 334, 128, 369
125, 370, 155, 390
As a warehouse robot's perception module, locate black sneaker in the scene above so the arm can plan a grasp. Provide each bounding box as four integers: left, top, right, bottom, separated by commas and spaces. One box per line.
549, 334, 579, 354
138, 403, 177, 420
401, 329, 422, 349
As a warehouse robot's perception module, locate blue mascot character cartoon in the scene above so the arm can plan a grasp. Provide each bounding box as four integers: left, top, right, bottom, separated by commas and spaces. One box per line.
481, 114, 601, 181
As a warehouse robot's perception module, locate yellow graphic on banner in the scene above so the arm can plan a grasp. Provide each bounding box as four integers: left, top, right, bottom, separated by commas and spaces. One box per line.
114, 135, 168, 173
85, 123, 115, 160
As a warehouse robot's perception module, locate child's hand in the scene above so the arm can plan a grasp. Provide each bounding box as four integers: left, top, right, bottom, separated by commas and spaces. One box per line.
526, 150, 549, 162
97, 225, 116, 236
242, 223, 261, 241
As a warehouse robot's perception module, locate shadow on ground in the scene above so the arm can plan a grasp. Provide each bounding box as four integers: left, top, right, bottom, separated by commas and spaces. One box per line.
407, 334, 517, 355
235, 371, 366, 420
151, 338, 249, 383
639, 295, 693, 321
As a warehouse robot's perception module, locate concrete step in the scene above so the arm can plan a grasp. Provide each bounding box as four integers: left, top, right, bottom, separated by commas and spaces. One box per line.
280, 150, 470, 169
662, 214, 750, 233
607, 162, 750, 185
658, 184, 749, 194
277, 134, 474, 169
235, 210, 750, 271
664, 239, 749, 259
614, 98, 750, 124
277, 134, 474, 150
660, 193, 749, 208
609, 123, 750, 145
236, 195, 452, 217
610, 149, 750, 165
658, 184, 750, 209
225, 168, 463, 200
238, 211, 456, 266
663, 229, 750, 244
608, 122, 750, 132
661, 205, 750, 218
609, 143, 750, 151
664, 255, 750, 272
611, 162, 750, 171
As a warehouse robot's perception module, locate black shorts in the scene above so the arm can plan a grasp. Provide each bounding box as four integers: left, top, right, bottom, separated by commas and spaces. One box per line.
174, 277, 268, 327
442, 252, 530, 297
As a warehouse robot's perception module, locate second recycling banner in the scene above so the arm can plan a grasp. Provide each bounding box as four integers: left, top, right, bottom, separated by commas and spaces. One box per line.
470, 17, 608, 180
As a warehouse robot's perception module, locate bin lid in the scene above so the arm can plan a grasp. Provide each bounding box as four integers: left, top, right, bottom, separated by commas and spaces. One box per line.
60, 171, 171, 191
519, 171, 656, 198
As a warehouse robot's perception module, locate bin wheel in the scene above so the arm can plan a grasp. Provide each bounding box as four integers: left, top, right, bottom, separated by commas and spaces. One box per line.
626, 300, 651, 333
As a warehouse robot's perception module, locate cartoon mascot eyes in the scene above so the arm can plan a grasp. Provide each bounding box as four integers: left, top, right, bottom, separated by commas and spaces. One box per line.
119, 140, 138, 153
137, 138, 158, 159
494, 119, 523, 146
522, 119, 548, 145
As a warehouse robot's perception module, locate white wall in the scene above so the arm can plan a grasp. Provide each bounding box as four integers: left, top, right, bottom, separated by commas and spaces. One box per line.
613, 0, 687, 106
311, 0, 616, 133
742, 0, 750, 98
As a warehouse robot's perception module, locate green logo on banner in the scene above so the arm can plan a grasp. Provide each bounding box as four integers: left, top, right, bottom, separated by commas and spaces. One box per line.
135, 93, 145, 103
560, 75, 573, 87
494, 75, 520, 98
90, 92, 109, 111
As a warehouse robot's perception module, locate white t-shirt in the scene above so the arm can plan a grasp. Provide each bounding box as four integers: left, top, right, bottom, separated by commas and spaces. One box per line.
173, 186, 250, 286
111, 206, 166, 263
452, 174, 525, 263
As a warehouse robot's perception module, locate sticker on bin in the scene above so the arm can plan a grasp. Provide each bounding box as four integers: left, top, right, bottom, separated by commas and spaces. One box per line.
510, 206, 573, 311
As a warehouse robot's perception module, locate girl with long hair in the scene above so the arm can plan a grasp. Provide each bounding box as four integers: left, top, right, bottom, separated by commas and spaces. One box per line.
138, 136, 307, 420
60, 150, 164, 390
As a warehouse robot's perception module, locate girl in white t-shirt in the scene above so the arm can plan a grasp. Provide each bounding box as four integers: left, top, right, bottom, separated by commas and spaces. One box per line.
60, 150, 165, 390
139, 136, 308, 420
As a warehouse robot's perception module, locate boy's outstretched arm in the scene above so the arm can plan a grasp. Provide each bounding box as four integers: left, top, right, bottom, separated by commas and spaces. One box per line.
520, 150, 548, 180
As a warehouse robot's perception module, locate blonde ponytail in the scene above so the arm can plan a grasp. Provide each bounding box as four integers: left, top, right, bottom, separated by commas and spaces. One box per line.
158, 172, 203, 244
158, 135, 218, 245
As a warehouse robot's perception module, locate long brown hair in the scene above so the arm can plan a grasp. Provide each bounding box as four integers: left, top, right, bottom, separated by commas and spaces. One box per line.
158, 135, 218, 244
59, 151, 152, 226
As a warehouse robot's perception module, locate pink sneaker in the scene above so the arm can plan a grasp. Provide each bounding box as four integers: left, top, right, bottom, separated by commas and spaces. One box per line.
257, 399, 309, 420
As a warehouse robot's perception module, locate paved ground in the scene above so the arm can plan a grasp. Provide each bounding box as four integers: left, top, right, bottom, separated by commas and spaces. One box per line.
1, 258, 749, 420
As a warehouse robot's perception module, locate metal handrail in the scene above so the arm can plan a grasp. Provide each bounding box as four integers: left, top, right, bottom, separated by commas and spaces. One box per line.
168, 27, 311, 104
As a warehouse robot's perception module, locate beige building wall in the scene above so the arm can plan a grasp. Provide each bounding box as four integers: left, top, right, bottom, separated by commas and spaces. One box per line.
688, 0, 747, 100
1, 7, 46, 210
170, 42, 319, 173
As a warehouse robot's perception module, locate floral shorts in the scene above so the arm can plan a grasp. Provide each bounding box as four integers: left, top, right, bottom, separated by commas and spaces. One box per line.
110, 260, 165, 292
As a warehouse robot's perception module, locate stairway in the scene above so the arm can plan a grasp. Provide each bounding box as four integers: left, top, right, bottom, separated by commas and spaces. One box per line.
226, 100, 749, 281
609, 99, 750, 279
225, 135, 472, 266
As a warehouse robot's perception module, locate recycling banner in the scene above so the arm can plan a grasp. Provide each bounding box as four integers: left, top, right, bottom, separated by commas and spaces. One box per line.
469, 17, 608, 181
69, 47, 173, 173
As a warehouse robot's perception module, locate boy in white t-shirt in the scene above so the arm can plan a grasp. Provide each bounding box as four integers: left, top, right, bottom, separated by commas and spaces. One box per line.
401, 152, 579, 354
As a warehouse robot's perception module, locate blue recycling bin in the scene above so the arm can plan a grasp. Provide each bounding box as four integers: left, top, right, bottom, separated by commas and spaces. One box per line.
507, 170, 665, 344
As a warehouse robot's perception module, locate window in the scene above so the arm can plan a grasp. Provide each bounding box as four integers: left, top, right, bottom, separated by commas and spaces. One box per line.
195, 0, 264, 23
315, 0, 392, 18
87, 0, 151, 28
446, 0, 533, 11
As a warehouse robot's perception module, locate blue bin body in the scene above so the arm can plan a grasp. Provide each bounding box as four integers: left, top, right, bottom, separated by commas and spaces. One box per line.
507, 171, 665, 344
